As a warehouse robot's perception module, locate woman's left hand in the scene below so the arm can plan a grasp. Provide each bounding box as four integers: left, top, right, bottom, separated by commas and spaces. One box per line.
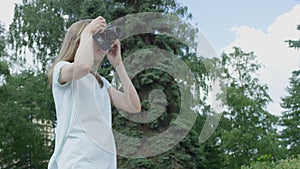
106, 39, 122, 67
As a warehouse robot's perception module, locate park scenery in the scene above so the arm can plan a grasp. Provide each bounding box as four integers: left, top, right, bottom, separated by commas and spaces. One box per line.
0, 0, 299, 168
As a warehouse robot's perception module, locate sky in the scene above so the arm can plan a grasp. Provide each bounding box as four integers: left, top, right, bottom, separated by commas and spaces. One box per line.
0, 0, 22, 28
179, 0, 300, 51
1, 0, 300, 116
178, 0, 300, 116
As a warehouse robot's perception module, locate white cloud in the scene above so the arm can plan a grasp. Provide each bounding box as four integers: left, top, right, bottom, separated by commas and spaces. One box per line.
222, 4, 300, 116
0, 0, 22, 28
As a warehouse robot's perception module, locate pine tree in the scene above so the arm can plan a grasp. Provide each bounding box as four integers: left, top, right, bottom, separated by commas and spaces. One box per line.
280, 23, 300, 158
280, 69, 300, 157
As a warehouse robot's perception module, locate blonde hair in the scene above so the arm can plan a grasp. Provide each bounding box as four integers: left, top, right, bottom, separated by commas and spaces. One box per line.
48, 19, 101, 88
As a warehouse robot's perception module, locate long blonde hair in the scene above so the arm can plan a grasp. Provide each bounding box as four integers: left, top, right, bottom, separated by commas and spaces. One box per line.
48, 19, 92, 87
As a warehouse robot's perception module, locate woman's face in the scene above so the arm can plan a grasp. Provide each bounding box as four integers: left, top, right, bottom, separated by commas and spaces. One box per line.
93, 40, 108, 62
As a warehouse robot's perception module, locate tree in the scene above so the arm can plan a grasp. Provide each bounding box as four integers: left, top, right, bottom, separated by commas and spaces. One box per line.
0, 22, 10, 79
0, 22, 7, 57
280, 69, 300, 157
0, 72, 55, 168
0, 18, 56, 168
242, 155, 300, 169
280, 24, 300, 158
218, 47, 281, 168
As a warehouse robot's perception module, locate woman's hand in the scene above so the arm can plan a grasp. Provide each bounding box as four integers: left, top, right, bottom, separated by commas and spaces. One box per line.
106, 39, 122, 67
84, 16, 107, 36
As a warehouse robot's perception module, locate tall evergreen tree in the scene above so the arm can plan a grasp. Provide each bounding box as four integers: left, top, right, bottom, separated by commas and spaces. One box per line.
280, 69, 300, 157
280, 24, 300, 157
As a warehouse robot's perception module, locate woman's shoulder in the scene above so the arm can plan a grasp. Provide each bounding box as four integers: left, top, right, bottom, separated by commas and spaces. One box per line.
52, 61, 72, 88
55, 60, 71, 67
53, 60, 72, 73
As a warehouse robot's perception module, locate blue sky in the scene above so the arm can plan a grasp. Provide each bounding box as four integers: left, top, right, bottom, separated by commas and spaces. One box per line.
178, 0, 300, 116
179, 0, 300, 51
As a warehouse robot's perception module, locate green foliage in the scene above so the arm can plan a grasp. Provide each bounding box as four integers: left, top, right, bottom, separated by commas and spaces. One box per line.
0, 71, 55, 168
1, 21, 55, 168
9, 0, 66, 72
280, 24, 300, 158
217, 47, 282, 168
116, 116, 206, 169
0, 22, 7, 58
0, 22, 10, 78
241, 155, 300, 169
280, 69, 300, 157
0, 61, 10, 77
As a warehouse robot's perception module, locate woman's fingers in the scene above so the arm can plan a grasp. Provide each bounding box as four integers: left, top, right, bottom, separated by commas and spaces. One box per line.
90, 16, 107, 33
111, 39, 119, 46
95, 16, 105, 22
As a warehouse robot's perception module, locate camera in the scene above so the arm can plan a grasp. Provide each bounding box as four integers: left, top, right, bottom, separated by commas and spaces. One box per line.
93, 25, 123, 50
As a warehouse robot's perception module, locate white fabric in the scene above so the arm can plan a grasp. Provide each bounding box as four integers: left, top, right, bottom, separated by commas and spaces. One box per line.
48, 61, 117, 169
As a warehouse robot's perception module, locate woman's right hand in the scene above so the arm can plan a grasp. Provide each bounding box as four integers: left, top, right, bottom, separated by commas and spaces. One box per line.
84, 16, 107, 35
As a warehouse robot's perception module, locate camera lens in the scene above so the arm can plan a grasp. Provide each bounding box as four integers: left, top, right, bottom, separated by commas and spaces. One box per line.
114, 27, 123, 38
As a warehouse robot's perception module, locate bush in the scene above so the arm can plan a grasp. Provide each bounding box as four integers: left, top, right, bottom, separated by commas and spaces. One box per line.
241, 156, 300, 169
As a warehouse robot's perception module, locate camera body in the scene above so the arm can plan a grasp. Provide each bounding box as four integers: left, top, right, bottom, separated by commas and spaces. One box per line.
93, 25, 123, 50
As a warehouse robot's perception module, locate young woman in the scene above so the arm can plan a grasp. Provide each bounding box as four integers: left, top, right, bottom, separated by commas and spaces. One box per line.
47, 16, 141, 169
